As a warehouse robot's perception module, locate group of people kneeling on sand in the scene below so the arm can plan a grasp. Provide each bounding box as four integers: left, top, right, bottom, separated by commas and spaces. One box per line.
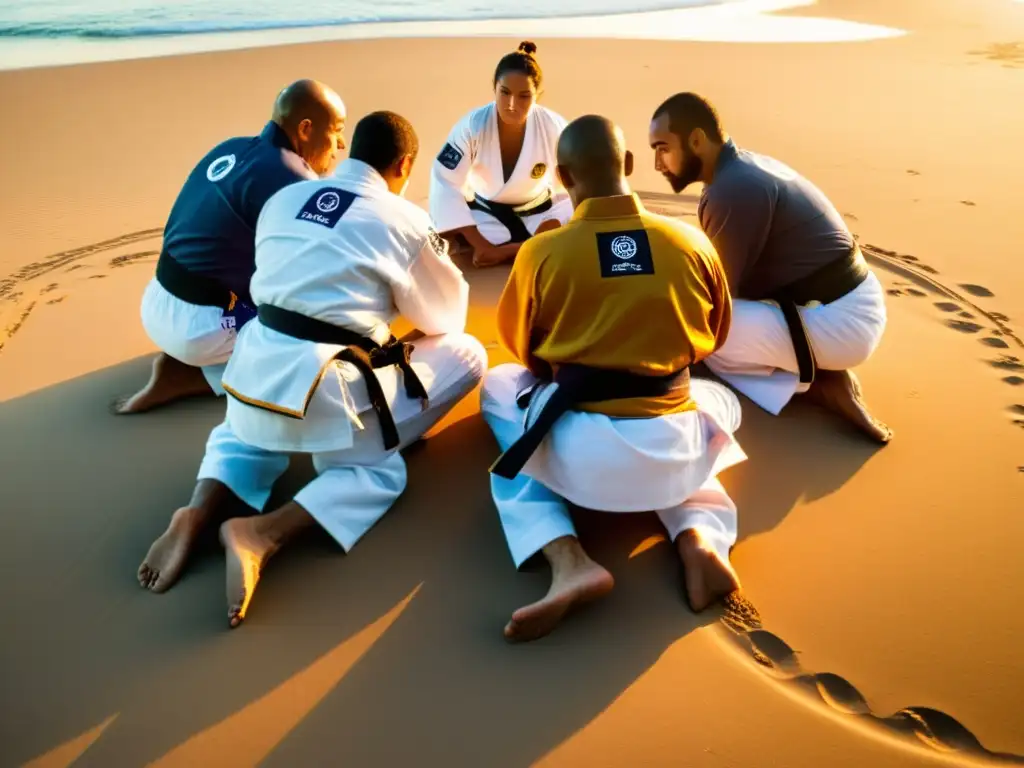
119, 42, 891, 641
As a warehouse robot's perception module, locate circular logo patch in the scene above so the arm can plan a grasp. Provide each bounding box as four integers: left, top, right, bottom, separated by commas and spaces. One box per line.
530, 162, 547, 179
316, 191, 340, 213
206, 154, 236, 182
610, 235, 638, 260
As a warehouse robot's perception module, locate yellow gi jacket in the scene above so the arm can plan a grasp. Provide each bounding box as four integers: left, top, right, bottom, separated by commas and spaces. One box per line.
495, 193, 732, 418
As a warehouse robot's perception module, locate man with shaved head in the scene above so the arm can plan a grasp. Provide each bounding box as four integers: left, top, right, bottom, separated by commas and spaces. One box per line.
115, 79, 347, 415
481, 114, 748, 643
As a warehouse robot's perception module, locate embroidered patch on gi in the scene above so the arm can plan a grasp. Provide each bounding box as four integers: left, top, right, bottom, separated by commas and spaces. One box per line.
530, 162, 546, 179
426, 227, 448, 258
437, 142, 464, 171
206, 154, 236, 182
596, 229, 655, 278
295, 187, 357, 228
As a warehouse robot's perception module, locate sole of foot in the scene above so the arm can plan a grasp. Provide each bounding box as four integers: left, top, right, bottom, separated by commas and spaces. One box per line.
504, 562, 615, 643
805, 369, 892, 444
220, 517, 276, 629
112, 353, 214, 415
677, 530, 741, 613
137, 506, 206, 593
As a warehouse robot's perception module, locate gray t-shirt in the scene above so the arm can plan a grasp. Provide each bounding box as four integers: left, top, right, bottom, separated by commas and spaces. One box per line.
697, 140, 854, 300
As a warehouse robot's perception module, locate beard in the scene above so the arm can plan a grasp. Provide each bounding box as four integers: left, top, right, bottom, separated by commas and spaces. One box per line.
663, 152, 703, 193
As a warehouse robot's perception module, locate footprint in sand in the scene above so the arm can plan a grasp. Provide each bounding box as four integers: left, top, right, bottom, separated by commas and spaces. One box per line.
906, 169, 921, 176
717, 595, 1022, 762
46, 296, 67, 305
905, 288, 926, 297
982, 337, 1011, 349
959, 283, 994, 298
39, 282, 59, 294
947, 319, 984, 334
991, 312, 1011, 322
991, 356, 1024, 372
1005, 376, 1024, 387
934, 301, 960, 313
1009, 405, 1024, 416
960, 200, 977, 207
88, 274, 108, 280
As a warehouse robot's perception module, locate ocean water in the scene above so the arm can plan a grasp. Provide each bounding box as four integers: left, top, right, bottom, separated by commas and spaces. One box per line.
0, 0, 724, 39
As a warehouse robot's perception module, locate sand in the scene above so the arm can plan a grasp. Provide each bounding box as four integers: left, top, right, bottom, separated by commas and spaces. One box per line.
1, 0, 1023, 765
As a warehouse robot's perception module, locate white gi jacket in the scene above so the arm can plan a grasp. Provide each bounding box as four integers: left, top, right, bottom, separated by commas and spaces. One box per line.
220, 158, 470, 453
428, 102, 571, 240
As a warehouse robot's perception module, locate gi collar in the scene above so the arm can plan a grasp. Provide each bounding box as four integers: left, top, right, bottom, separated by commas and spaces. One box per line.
572, 193, 645, 221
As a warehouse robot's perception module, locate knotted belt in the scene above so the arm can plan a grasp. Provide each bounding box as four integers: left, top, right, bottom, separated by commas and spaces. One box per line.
467, 189, 554, 244
489, 363, 691, 480
766, 244, 870, 388
255, 304, 428, 451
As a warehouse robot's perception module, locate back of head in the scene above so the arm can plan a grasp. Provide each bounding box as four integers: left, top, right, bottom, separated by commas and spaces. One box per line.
651, 92, 724, 143
493, 40, 543, 90
348, 111, 419, 175
556, 114, 628, 187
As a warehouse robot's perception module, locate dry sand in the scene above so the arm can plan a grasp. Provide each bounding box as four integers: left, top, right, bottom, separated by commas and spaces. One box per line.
1, 0, 1023, 765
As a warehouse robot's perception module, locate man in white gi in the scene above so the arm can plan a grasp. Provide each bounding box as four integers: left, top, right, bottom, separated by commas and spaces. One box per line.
114, 79, 345, 414
650, 92, 891, 443
137, 111, 488, 628
482, 115, 748, 643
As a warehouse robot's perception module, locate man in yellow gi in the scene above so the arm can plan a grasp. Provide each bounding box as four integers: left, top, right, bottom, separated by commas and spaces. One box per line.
481, 115, 749, 643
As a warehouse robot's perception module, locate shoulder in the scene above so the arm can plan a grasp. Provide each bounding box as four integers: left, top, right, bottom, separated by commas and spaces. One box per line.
703, 160, 774, 213
252, 146, 317, 182
534, 105, 568, 131
453, 103, 494, 134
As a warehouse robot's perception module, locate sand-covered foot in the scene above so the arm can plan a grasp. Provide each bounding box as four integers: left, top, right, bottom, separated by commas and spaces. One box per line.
138, 506, 207, 592
803, 369, 892, 444
220, 517, 278, 629
111, 353, 213, 415
676, 529, 740, 612
504, 560, 614, 643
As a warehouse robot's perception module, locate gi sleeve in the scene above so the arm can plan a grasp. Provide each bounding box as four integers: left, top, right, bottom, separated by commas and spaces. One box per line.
242, 150, 318, 229
699, 241, 733, 357
428, 115, 477, 233
393, 226, 470, 336
546, 110, 570, 199
697, 176, 775, 295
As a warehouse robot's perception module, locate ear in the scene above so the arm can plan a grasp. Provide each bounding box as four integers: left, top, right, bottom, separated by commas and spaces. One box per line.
555, 164, 574, 189
623, 150, 634, 178
688, 127, 707, 153
399, 153, 414, 177
297, 118, 313, 142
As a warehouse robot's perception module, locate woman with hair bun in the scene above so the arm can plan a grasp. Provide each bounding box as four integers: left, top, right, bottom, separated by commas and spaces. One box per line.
429, 41, 571, 267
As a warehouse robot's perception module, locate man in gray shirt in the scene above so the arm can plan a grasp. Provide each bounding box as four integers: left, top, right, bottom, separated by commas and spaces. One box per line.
648, 92, 891, 444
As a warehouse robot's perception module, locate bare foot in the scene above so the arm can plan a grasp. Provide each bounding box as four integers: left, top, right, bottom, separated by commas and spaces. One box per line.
220, 517, 279, 629
676, 529, 740, 612
505, 539, 615, 642
803, 369, 892, 444
111, 353, 214, 415
138, 506, 208, 592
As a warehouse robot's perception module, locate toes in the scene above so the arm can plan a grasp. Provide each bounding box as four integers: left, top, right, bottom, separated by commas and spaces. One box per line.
137, 565, 151, 587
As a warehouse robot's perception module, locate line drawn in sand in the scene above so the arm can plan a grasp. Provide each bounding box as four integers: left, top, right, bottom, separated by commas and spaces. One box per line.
0, 229, 162, 357
634, 189, 1024, 763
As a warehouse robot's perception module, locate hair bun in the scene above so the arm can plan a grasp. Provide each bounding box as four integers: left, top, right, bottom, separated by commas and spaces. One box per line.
517, 40, 537, 56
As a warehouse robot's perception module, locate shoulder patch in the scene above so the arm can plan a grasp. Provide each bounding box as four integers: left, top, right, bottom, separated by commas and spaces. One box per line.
596, 229, 655, 278
295, 187, 358, 229
206, 154, 236, 182
530, 162, 546, 179
437, 142, 464, 171
426, 227, 448, 258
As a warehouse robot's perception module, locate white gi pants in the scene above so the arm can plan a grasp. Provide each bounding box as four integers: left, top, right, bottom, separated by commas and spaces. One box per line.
473, 196, 575, 246
139, 277, 236, 394
480, 364, 747, 569
705, 270, 887, 415
196, 333, 487, 550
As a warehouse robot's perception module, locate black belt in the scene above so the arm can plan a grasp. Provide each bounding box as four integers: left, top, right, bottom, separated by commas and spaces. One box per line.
467, 192, 554, 244
489, 364, 691, 480
155, 249, 243, 310
767, 245, 869, 387
254, 304, 429, 451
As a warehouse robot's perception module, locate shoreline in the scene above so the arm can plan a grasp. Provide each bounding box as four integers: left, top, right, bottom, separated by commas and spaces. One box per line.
0, 0, 906, 71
